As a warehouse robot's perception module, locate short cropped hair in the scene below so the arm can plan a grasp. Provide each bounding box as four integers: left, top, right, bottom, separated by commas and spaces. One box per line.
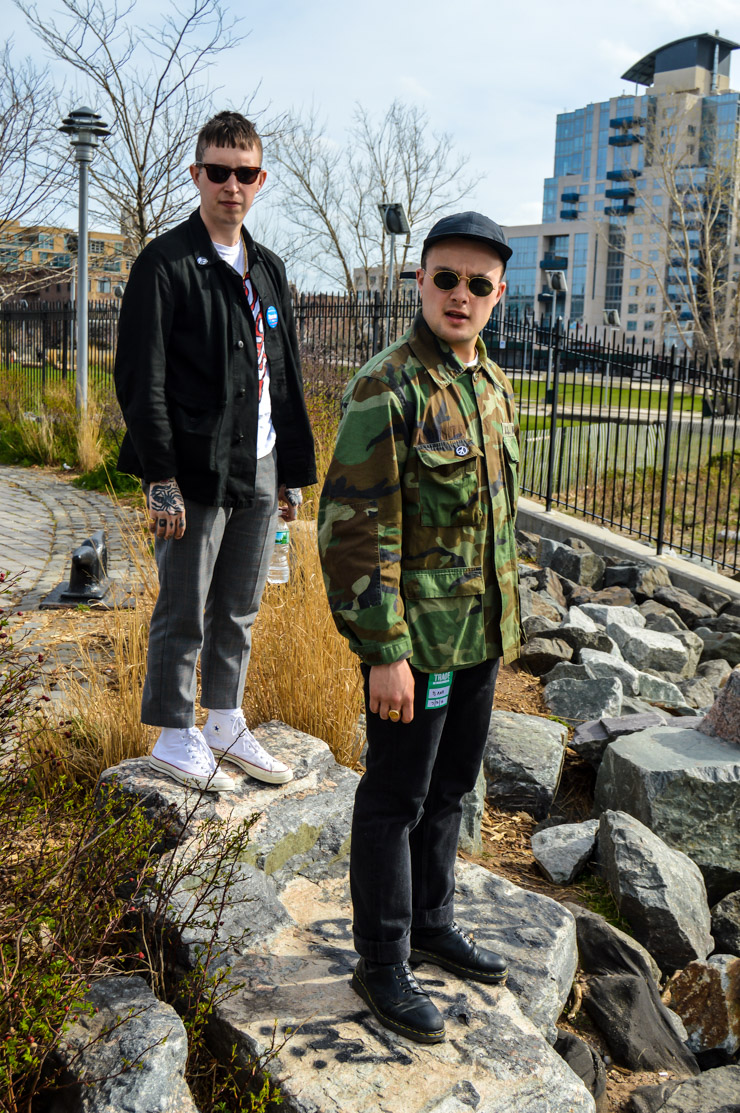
195, 111, 263, 163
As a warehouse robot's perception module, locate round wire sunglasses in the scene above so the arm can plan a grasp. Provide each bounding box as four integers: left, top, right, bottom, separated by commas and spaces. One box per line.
424, 268, 496, 297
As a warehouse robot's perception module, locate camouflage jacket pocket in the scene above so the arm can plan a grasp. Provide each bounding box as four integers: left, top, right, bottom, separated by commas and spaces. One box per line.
415, 439, 484, 527
401, 566, 484, 599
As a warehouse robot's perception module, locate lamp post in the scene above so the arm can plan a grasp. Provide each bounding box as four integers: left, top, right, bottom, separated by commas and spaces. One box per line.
377, 202, 411, 345
59, 107, 110, 414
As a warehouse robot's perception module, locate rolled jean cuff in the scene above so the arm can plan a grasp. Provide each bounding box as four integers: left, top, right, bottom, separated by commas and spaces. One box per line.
353, 928, 411, 965
411, 899, 455, 932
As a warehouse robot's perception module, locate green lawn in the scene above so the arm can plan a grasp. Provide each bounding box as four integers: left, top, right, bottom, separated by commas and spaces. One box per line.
514, 380, 705, 414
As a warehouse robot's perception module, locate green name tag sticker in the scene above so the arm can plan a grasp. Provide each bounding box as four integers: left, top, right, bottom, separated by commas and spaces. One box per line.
426, 671, 453, 710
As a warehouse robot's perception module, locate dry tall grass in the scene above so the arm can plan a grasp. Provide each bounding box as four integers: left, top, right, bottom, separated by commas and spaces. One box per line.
245, 521, 364, 768
75, 401, 106, 472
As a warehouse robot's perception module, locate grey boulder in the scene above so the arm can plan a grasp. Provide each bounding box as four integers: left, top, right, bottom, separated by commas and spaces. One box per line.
580, 603, 645, 629
603, 563, 672, 598
537, 538, 605, 590
598, 810, 713, 970
581, 648, 641, 695
531, 820, 599, 884
636, 672, 686, 707
679, 676, 717, 710
607, 622, 690, 675
570, 712, 667, 769
582, 974, 699, 1075
554, 1032, 607, 1113
698, 659, 733, 690
711, 891, 740, 957
594, 725, 740, 902
483, 710, 568, 819
519, 636, 573, 675
58, 976, 197, 1113
695, 628, 740, 667
630, 1067, 740, 1113
458, 765, 486, 855
652, 585, 716, 629
543, 676, 622, 726
562, 902, 662, 984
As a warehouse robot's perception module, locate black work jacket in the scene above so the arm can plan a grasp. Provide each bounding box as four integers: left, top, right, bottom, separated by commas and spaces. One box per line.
114, 209, 316, 505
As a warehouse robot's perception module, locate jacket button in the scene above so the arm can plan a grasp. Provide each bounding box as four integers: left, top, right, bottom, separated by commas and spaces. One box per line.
237, 388, 246, 398
236, 340, 244, 349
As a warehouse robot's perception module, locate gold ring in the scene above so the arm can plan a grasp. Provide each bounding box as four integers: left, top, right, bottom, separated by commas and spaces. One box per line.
388, 709, 401, 722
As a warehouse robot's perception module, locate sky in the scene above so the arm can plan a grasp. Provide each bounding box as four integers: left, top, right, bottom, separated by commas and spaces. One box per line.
7, 0, 740, 280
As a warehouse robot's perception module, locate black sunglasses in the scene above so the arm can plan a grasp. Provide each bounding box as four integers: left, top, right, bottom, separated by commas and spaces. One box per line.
425, 268, 496, 298
196, 162, 262, 185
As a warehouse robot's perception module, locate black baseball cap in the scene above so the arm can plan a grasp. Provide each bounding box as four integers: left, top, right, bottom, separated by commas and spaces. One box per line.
422, 211, 513, 267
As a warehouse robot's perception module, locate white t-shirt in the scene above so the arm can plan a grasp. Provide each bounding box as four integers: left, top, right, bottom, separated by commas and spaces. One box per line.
213, 239, 276, 460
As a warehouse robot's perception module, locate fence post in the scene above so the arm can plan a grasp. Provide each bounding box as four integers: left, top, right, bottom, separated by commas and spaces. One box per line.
545, 325, 562, 512
656, 347, 677, 556
371, 290, 381, 355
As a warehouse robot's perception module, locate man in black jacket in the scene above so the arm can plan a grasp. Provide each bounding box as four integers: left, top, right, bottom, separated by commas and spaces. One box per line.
114, 111, 316, 792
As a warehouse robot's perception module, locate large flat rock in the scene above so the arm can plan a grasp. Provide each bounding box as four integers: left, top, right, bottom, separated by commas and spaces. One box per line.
208, 868, 593, 1113
97, 722, 359, 884
594, 726, 740, 901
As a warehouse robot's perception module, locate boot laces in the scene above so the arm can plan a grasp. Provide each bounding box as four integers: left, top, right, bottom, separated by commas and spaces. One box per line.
395, 961, 423, 996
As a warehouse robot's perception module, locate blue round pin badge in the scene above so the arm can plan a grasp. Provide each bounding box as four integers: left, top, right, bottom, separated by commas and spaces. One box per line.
266, 305, 279, 328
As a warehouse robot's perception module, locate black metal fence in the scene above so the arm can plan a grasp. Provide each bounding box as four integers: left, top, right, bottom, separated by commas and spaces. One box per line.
2, 294, 739, 575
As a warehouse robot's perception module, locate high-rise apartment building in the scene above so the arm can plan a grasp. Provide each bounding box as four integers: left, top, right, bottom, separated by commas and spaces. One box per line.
503, 32, 740, 353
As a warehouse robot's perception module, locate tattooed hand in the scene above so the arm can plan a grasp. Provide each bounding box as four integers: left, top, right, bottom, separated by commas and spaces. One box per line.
278, 484, 301, 522
147, 478, 186, 540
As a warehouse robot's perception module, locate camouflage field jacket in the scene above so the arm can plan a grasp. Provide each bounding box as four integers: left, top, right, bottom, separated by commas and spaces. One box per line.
318, 312, 520, 673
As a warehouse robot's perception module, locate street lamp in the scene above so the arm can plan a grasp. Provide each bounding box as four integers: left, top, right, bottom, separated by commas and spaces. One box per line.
59, 107, 110, 413
378, 202, 410, 344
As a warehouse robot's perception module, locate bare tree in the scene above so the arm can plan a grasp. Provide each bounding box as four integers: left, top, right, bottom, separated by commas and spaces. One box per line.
0, 43, 71, 298
271, 101, 473, 294
19, 0, 253, 262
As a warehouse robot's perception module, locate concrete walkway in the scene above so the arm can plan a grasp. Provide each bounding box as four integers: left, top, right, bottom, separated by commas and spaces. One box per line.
0, 465, 140, 607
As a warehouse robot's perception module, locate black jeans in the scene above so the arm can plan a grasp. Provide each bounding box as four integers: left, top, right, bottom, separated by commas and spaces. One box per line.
351, 657, 500, 964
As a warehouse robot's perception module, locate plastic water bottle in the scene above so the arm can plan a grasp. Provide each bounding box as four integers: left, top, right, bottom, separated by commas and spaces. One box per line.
267, 516, 290, 584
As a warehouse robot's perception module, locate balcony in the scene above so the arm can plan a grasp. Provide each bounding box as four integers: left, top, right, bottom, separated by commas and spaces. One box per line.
608, 134, 643, 146
610, 115, 646, 128
604, 205, 635, 216
560, 209, 578, 220
561, 191, 580, 203
540, 254, 568, 270
607, 169, 641, 181
605, 186, 635, 199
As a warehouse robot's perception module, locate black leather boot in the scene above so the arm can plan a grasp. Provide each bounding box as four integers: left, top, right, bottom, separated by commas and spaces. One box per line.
351, 957, 446, 1044
410, 921, 508, 984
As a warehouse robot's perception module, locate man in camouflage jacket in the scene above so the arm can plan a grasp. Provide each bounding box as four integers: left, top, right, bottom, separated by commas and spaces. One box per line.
318, 212, 520, 1044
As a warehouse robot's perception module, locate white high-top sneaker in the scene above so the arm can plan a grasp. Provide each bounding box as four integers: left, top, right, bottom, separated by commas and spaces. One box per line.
202, 709, 293, 785
149, 726, 235, 792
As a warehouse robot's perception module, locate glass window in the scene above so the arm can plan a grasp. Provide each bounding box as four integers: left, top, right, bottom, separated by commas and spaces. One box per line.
629, 285, 640, 295
646, 284, 656, 295
632, 233, 643, 244
626, 321, 637, 331
649, 250, 660, 261
628, 304, 638, 314
90, 240, 105, 254
630, 267, 641, 278
644, 320, 654, 330
645, 304, 656, 313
